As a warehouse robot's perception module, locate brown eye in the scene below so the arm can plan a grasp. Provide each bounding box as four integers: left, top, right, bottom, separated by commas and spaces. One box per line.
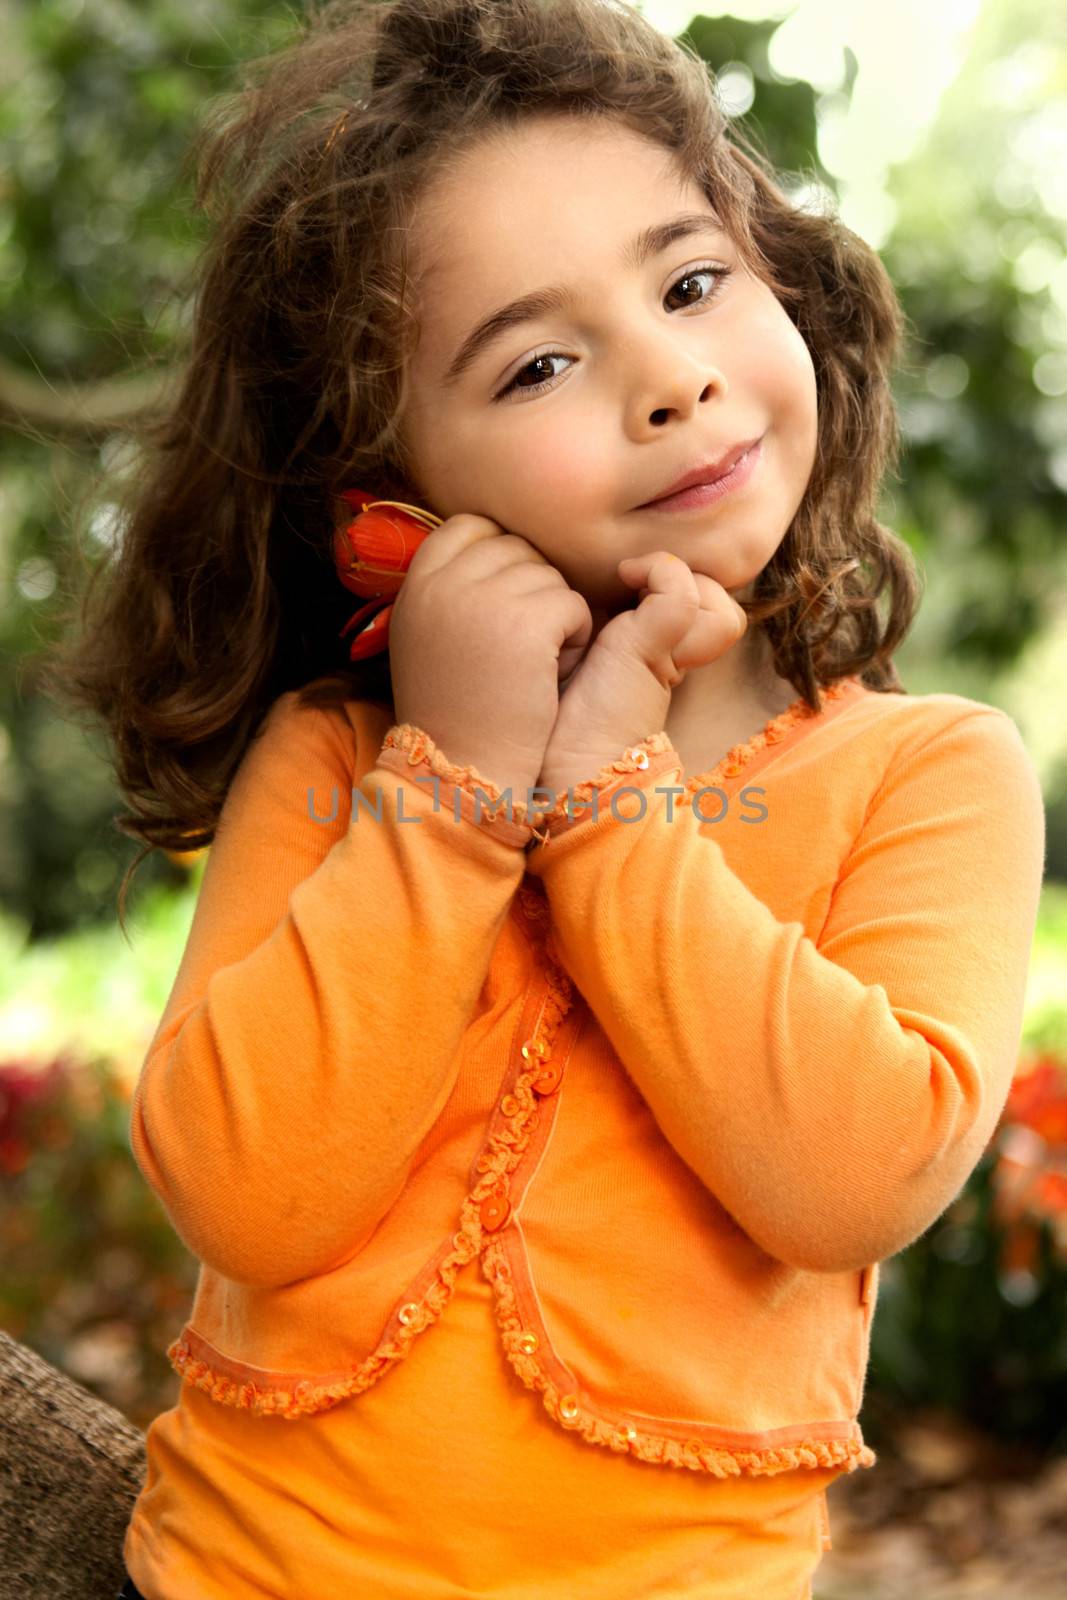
665, 266, 731, 310
508, 354, 564, 393
493, 262, 733, 403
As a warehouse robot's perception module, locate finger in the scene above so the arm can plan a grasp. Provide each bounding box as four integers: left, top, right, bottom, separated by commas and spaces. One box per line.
553, 589, 595, 682
672, 572, 747, 671
412, 513, 550, 579
615, 550, 702, 656
618, 553, 745, 672
494, 568, 593, 681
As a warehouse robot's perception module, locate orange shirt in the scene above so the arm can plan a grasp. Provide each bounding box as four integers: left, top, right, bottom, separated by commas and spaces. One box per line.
123, 673, 1045, 1598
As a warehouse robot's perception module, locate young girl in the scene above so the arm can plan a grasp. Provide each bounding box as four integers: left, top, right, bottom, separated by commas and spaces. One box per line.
44, 0, 1046, 1595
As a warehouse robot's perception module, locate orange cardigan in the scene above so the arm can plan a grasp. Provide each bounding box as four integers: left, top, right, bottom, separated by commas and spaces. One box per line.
123, 673, 1045, 1597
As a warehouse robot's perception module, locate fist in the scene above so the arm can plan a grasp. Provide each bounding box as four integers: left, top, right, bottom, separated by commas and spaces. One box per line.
538, 550, 748, 793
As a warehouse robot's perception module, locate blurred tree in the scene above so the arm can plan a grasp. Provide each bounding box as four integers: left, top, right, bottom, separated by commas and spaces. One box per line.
878, 0, 1067, 672
0, 0, 304, 936
1, 0, 1064, 936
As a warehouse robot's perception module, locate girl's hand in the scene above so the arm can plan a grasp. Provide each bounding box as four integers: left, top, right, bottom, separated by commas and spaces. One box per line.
387, 512, 594, 800
537, 551, 748, 797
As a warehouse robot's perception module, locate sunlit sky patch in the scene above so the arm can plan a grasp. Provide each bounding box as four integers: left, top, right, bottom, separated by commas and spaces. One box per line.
636, 0, 983, 248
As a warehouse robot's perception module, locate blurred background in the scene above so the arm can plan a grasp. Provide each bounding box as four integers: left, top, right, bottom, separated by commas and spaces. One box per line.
1, 0, 1065, 1594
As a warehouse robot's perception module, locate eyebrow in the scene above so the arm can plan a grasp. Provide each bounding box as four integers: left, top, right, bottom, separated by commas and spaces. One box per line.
439, 210, 727, 389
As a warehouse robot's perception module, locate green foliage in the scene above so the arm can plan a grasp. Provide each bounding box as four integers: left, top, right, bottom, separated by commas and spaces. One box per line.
0, 862, 201, 1064
1, 0, 307, 935
880, 3, 1067, 679
1024, 880, 1067, 1056
861, 891, 1067, 1454
864, 1155, 1067, 1457
0, 867, 202, 1427
678, 12, 858, 182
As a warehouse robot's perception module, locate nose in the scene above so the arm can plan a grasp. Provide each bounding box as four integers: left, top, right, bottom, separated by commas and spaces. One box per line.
625, 328, 729, 433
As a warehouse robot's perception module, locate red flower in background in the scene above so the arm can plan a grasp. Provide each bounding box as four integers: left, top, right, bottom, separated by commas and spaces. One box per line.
1003, 1053, 1067, 1145
992, 1049, 1067, 1267
0, 1056, 67, 1177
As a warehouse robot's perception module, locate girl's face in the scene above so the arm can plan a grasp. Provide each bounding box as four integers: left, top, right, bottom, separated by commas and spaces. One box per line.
398, 114, 818, 618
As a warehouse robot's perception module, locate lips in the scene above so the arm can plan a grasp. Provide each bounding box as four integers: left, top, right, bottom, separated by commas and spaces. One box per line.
639, 436, 763, 507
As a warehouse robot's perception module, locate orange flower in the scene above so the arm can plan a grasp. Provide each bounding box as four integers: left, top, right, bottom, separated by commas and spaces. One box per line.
1035, 1170, 1067, 1215
999, 1218, 1039, 1275
1003, 1054, 1067, 1143
0, 1133, 31, 1177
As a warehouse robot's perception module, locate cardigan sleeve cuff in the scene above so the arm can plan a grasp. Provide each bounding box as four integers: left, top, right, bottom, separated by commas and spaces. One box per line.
526, 731, 683, 851
377, 724, 547, 851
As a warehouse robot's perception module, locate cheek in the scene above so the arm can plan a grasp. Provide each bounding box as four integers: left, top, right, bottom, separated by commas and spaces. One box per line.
776, 321, 819, 448
747, 298, 818, 428
495, 423, 609, 520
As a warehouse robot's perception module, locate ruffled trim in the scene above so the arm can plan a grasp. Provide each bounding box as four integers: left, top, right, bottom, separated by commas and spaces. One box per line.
377, 723, 685, 850
168, 1311, 875, 1470
168, 1330, 382, 1419
479, 1228, 876, 1476
377, 723, 547, 848
526, 677, 863, 847
676, 675, 860, 802
530, 732, 681, 847
379, 723, 530, 811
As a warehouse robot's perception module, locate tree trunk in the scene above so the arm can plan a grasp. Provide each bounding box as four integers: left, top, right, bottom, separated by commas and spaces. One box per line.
0, 1330, 146, 1599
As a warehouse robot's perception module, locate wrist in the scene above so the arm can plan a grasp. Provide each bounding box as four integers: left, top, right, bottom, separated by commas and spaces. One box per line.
539, 739, 662, 800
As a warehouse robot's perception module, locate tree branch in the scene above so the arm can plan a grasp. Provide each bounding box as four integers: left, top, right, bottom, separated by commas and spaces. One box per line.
0, 356, 171, 440
0, 1329, 146, 1596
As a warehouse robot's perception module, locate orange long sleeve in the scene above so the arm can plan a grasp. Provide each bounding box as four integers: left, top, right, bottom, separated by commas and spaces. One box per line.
527, 705, 1046, 1274
122, 679, 1045, 1599
128, 691, 530, 1289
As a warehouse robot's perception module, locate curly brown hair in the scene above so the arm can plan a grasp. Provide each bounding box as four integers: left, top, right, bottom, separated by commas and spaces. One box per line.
39, 0, 921, 926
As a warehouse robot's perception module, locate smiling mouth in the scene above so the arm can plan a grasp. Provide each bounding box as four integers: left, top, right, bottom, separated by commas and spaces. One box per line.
637, 437, 764, 513
639, 436, 762, 507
